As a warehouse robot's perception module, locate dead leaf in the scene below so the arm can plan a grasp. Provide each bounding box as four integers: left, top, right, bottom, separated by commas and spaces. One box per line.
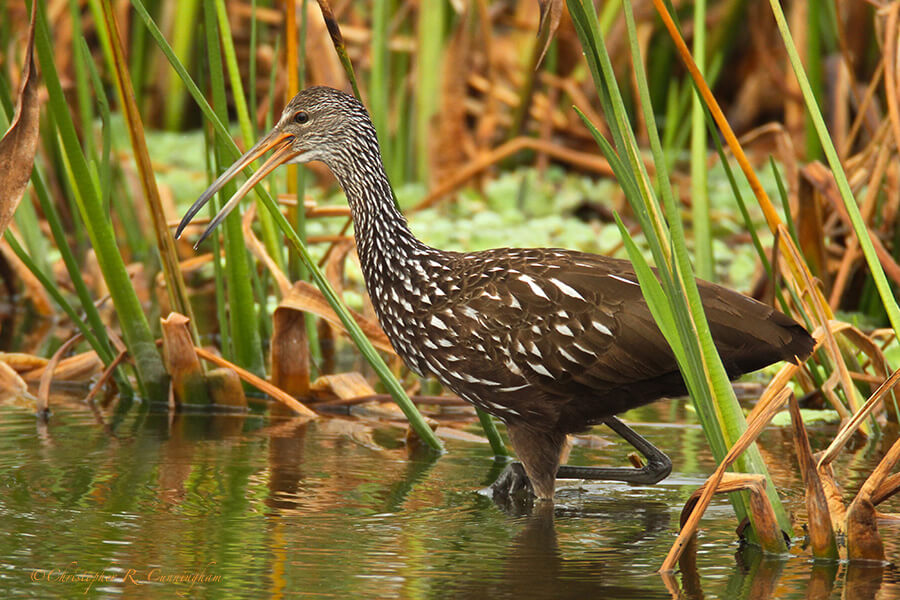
0, 351, 48, 373
434, 426, 489, 444
35, 335, 86, 414
0, 360, 27, 395
536, 0, 563, 68
0, 1, 39, 238
24, 351, 101, 384
312, 372, 376, 401
279, 281, 395, 355
324, 238, 356, 297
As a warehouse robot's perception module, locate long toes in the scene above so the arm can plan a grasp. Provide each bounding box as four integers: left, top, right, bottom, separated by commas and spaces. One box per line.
645, 457, 672, 484
491, 463, 534, 498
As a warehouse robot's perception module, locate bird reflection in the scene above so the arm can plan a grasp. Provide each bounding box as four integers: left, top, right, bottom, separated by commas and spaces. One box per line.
441, 490, 900, 600
440, 498, 673, 600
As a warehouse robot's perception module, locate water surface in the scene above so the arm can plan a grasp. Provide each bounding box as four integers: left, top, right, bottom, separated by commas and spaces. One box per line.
0, 398, 897, 599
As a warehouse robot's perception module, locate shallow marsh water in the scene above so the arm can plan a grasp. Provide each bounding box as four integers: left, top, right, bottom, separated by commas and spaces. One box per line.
0, 398, 897, 599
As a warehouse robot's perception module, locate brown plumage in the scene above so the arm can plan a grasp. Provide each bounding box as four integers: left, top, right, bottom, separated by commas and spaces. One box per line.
178, 86, 815, 501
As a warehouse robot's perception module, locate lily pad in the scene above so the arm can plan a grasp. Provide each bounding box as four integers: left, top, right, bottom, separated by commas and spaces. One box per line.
770, 408, 841, 428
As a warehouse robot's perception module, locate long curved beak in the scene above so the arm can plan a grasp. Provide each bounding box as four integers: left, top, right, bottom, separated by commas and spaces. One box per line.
175, 130, 299, 248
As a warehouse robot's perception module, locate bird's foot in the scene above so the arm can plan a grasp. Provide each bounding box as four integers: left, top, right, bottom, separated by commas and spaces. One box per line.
490, 462, 534, 498
488, 463, 537, 515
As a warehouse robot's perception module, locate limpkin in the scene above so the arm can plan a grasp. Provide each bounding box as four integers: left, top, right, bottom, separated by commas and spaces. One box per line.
176, 86, 815, 500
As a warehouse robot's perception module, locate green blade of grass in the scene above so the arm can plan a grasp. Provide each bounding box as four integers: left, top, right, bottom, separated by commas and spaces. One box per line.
623, 0, 790, 544
415, 0, 444, 182
369, 0, 391, 178
5, 233, 106, 359
162, 0, 200, 130
66, 0, 95, 160
202, 0, 266, 377
96, 0, 199, 339
214, 0, 283, 274
477, 410, 509, 457
804, 0, 824, 160
33, 0, 167, 401
690, 0, 712, 280
771, 157, 799, 247
614, 216, 682, 355
769, 0, 900, 339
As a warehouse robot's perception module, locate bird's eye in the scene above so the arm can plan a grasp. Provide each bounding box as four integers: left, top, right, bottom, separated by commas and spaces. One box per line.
294, 111, 309, 124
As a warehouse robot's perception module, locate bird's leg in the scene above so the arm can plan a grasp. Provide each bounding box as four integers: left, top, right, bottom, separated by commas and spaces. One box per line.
490, 418, 669, 502
491, 424, 566, 501
556, 416, 671, 485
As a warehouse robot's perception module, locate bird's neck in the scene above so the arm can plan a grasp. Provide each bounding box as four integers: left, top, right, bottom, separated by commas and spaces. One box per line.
329, 154, 438, 291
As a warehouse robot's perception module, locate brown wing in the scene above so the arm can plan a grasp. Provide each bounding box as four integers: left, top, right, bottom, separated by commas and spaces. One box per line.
483, 250, 681, 393
409, 247, 812, 426
410, 249, 674, 419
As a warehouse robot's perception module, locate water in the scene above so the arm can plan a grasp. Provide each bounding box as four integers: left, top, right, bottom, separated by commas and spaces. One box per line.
0, 398, 897, 599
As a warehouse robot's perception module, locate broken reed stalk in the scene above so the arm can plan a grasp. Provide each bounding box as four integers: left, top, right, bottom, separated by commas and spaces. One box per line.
660, 387, 793, 572
83, 350, 129, 404
813, 451, 848, 533
160, 313, 208, 403
847, 436, 900, 562
872, 472, 900, 507
788, 393, 839, 560
36, 334, 83, 416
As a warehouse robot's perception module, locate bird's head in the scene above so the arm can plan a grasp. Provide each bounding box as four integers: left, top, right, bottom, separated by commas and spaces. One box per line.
176, 86, 373, 246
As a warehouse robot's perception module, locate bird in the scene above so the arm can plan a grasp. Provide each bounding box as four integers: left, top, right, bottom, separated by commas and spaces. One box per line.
176, 86, 815, 501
